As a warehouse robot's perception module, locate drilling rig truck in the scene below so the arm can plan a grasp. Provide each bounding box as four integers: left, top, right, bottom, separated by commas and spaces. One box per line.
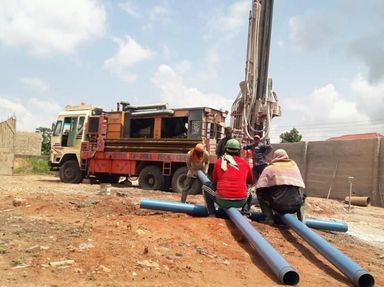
49, 0, 280, 193
49, 102, 227, 193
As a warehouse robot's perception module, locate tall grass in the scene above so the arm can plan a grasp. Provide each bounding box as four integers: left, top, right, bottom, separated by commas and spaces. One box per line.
14, 156, 51, 174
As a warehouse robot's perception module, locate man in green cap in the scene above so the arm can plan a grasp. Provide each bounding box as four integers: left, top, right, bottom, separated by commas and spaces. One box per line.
203, 139, 253, 216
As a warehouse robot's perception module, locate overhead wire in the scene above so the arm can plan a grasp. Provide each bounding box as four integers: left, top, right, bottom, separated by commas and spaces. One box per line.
269, 119, 384, 141
271, 119, 384, 129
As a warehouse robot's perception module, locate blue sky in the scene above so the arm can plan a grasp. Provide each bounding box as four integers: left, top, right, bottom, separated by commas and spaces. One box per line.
0, 0, 383, 142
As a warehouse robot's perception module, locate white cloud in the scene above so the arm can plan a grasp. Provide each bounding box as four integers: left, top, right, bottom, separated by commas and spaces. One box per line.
289, 12, 338, 51
149, 5, 170, 22
352, 76, 384, 120
20, 77, 49, 93
152, 65, 232, 112
161, 44, 172, 60
119, 1, 140, 18
174, 60, 191, 74
197, 45, 221, 81
0, 98, 25, 116
0, 0, 106, 56
103, 36, 153, 83
142, 4, 171, 30
269, 84, 371, 142
206, 0, 248, 38
0, 96, 61, 131
199, 1, 248, 82
285, 84, 367, 123
348, 35, 384, 83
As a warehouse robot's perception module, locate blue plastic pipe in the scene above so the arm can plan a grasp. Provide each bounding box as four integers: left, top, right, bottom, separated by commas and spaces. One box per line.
140, 199, 208, 217
198, 171, 348, 232
226, 208, 299, 285
305, 218, 348, 232
280, 213, 374, 287
249, 213, 348, 232
197, 170, 210, 185
196, 171, 299, 284
140, 201, 347, 233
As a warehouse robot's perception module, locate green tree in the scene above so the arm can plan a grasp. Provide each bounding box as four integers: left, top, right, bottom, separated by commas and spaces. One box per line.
35, 127, 52, 155
279, 128, 302, 143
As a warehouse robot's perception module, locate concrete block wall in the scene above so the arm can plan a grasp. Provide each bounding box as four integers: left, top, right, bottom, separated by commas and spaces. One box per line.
15, 132, 42, 156
0, 148, 14, 175
271, 138, 383, 207
0, 117, 16, 175
377, 139, 384, 205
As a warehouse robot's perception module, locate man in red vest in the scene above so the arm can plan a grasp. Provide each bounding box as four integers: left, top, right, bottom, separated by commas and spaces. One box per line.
203, 139, 253, 216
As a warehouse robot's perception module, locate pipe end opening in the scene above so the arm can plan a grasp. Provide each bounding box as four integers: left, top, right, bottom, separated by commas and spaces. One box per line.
358, 273, 374, 287
283, 271, 300, 286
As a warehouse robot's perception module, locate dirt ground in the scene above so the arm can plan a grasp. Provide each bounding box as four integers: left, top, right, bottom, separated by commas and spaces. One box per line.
0, 174, 383, 287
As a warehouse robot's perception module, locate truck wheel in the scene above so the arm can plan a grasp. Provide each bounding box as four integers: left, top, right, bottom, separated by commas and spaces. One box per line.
171, 166, 202, 194
138, 166, 164, 190
59, 160, 83, 183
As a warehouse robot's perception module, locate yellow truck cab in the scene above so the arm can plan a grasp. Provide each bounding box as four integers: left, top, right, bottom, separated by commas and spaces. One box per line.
49, 104, 101, 174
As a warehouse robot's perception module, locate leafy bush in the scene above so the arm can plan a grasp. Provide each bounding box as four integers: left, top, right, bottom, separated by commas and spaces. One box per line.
35, 127, 52, 155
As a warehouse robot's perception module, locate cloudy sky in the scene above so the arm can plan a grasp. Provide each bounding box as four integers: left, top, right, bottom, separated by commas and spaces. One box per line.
0, 0, 383, 142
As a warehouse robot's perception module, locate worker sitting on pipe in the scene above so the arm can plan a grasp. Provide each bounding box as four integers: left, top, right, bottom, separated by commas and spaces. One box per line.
255, 149, 306, 225
202, 139, 253, 216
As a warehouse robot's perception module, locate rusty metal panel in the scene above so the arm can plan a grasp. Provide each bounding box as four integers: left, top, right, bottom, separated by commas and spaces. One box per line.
106, 112, 124, 139
88, 158, 136, 175
154, 117, 161, 139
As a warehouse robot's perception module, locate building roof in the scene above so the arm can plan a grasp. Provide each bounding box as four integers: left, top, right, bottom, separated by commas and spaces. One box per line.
327, 132, 384, 141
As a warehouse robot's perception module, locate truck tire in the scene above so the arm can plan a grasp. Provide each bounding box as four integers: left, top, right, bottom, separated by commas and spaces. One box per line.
59, 160, 83, 183
138, 166, 164, 190
171, 166, 202, 195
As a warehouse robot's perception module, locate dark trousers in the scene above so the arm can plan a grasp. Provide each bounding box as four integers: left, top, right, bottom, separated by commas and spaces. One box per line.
202, 182, 217, 215
202, 182, 252, 216
256, 185, 306, 222
253, 163, 267, 183
181, 176, 195, 203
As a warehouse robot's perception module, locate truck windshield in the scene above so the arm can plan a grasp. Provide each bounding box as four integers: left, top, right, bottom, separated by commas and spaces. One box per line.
53, 121, 62, 136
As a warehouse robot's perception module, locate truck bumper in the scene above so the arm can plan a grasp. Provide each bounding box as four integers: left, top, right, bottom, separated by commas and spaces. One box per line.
48, 161, 59, 171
